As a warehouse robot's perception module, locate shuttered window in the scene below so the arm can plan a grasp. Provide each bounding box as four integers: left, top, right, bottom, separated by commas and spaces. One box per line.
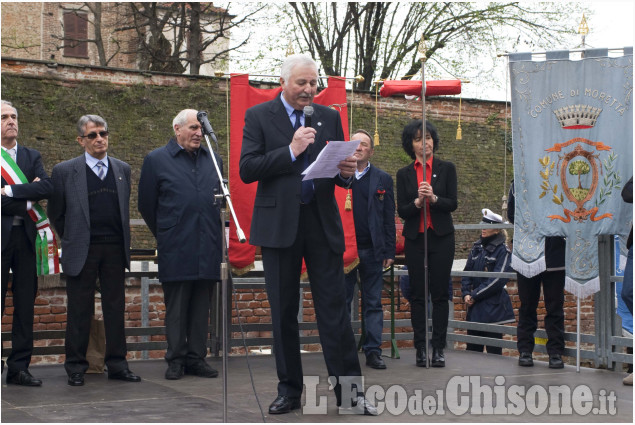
63, 12, 88, 58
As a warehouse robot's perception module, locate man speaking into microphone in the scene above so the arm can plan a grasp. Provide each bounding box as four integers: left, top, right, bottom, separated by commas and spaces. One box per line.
239, 54, 376, 415
138, 109, 222, 380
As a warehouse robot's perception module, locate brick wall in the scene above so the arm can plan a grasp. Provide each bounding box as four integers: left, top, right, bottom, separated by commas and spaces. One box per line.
2, 275, 596, 366
1, 58, 597, 366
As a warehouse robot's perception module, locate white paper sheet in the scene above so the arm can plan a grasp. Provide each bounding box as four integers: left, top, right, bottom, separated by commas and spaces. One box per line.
301, 140, 360, 181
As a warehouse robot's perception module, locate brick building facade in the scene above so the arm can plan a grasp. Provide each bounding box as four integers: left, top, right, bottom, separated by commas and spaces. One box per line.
1, 2, 230, 74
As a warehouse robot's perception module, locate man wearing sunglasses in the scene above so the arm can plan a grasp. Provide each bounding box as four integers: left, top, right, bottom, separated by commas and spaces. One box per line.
48, 115, 140, 386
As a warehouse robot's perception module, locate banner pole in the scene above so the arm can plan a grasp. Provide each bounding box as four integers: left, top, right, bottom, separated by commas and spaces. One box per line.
418, 35, 430, 369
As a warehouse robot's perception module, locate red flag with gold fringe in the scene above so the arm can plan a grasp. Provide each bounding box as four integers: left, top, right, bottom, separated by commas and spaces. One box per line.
379, 79, 461, 97
228, 75, 358, 275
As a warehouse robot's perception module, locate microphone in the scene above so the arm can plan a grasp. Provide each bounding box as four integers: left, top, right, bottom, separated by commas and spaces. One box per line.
303, 105, 314, 128
197, 111, 218, 143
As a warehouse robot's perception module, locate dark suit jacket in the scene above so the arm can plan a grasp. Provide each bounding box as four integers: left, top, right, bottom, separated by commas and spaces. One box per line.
354, 164, 396, 262
47, 155, 131, 277
239, 95, 348, 253
138, 138, 223, 282
396, 157, 458, 240
1, 145, 53, 251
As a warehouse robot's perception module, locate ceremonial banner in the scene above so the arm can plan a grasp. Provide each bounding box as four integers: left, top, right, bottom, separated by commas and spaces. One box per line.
509, 48, 633, 297
379, 80, 461, 97
228, 75, 358, 274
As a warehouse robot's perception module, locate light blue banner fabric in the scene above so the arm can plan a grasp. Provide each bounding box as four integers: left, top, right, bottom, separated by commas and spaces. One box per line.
509, 49, 633, 297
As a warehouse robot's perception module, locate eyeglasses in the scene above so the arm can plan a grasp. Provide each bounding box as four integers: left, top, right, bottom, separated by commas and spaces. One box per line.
81, 131, 109, 140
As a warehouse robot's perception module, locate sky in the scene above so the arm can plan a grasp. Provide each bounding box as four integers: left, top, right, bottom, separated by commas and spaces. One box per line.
227, 1, 634, 102
443, 1, 634, 101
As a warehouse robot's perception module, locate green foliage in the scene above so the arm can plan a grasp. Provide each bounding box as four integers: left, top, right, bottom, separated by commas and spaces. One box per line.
568, 159, 591, 190
596, 152, 622, 207
568, 159, 590, 177
2, 73, 511, 256
1, 74, 226, 249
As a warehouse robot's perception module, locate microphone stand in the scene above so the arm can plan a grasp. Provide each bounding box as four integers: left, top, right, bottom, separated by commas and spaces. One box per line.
200, 127, 246, 423
419, 35, 430, 368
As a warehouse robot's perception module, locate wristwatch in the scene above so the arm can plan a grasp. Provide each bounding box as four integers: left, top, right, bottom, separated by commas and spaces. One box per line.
432, 195, 438, 203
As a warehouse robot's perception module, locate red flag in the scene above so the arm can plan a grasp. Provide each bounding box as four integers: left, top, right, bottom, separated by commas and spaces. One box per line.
228, 75, 358, 274
379, 79, 461, 97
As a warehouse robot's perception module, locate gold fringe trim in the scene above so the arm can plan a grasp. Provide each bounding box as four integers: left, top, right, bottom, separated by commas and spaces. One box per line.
231, 262, 255, 276
343, 257, 360, 274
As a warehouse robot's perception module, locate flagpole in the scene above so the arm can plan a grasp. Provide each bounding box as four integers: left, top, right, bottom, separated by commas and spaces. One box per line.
419, 35, 430, 369
214, 71, 363, 81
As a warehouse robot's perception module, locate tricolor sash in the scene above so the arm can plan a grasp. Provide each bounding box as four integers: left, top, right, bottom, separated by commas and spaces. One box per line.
1, 148, 60, 276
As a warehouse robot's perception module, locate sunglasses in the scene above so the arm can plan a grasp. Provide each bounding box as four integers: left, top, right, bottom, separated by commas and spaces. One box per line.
82, 131, 109, 140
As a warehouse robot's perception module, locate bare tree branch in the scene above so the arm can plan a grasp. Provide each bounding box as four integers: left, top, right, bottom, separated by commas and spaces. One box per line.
283, 2, 582, 90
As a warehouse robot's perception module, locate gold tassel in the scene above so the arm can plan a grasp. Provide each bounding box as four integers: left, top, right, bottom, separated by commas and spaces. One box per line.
345, 190, 352, 211
374, 130, 380, 147
285, 41, 295, 56
456, 92, 463, 140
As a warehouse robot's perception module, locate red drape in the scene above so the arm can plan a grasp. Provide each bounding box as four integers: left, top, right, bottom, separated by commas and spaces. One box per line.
379, 79, 461, 97
228, 75, 358, 275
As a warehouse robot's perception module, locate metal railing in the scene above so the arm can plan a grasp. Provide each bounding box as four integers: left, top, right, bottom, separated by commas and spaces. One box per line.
2, 230, 631, 370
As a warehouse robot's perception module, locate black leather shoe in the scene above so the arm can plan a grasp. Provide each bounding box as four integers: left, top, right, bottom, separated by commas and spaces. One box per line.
185, 361, 218, 378
431, 348, 445, 367
108, 369, 141, 382
268, 395, 301, 414
67, 372, 85, 386
549, 353, 564, 369
518, 352, 534, 367
165, 362, 184, 380
6, 370, 42, 386
416, 347, 427, 367
366, 352, 386, 369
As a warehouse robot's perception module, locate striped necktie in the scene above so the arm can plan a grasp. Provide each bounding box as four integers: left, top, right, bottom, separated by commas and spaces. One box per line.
96, 161, 106, 180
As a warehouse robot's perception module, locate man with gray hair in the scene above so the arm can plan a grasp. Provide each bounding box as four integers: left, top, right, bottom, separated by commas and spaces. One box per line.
138, 109, 223, 380
48, 114, 140, 386
2, 100, 53, 386
240, 55, 376, 415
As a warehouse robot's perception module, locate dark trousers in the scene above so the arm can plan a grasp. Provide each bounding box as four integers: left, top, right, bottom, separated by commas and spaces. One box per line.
466, 329, 503, 355
261, 202, 361, 402
65, 243, 129, 376
516, 270, 565, 355
161, 280, 212, 366
404, 230, 454, 350
344, 247, 384, 356
1, 226, 37, 373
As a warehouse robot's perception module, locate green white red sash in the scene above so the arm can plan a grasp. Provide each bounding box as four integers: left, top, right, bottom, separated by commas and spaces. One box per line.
1, 148, 60, 275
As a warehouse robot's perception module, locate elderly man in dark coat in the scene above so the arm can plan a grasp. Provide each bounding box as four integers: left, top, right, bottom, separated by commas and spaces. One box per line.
138, 109, 222, 380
